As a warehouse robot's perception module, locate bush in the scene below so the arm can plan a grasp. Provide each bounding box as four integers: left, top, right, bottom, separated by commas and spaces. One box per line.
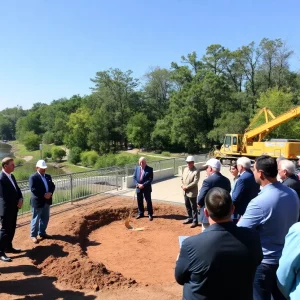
80, 151, 99, 167
43, 151, 52, 159
43, 132, 55, 144
69, 147, 82, 165
14, 157, 25, 167
162, 151, 171, 157
51, 147, 66, 162
95, 153, 140, 169
94, 153, 116, 169
23, 131, 40, 151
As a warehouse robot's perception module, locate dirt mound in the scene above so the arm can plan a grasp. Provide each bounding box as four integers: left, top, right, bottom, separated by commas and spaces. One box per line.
28, 207, 138, 291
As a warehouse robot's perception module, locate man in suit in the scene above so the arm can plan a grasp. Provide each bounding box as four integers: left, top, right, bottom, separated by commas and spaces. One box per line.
232, 156, 260, 222
175, 187, 263, 300
197, 158, 231, 232
181, 156, 200, 228
278, 159, 300, 198
0, 157, 23, 262
133, 157, 154, 221
278, 159, 300, 221
29, 160, 55, 243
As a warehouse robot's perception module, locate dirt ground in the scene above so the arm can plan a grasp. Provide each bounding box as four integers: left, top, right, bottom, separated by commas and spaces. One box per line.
0, 195, 200, 300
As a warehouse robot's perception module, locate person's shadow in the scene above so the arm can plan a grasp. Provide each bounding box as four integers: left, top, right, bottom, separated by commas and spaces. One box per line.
0, 265, 96, 299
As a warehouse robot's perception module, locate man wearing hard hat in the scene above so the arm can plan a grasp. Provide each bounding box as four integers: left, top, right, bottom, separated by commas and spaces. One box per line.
29, 160, 55, 244
181, 156, 200, 228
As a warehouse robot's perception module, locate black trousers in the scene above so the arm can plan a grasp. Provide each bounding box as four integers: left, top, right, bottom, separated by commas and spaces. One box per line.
0, 210, 18, 252
184, 195, 198, 224
137, 190, 153, 217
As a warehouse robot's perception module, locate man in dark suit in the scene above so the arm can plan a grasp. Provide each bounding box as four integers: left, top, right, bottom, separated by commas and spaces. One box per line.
133, 157, 153, 221
232, 157, 260, 221
278, 159, 300, 198
175, 187, 263, 300
29, 160, 55, 243
0, 157, 23, 262
278, 159, 300, 221
197, 158, 231, 231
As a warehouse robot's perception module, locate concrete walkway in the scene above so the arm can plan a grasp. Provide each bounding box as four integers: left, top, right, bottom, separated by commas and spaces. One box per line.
121, 166, 232, 204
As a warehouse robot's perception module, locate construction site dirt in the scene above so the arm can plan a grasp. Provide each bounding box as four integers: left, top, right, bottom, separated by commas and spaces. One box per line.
0, 195, 197, 300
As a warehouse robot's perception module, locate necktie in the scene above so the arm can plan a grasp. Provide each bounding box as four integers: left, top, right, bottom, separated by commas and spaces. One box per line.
140, 168, 144, 181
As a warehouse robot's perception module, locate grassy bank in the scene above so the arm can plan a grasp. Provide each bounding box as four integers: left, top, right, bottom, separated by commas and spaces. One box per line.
9, 141, 165, 181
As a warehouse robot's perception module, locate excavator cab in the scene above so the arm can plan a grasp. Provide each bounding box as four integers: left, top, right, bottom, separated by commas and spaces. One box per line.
222, 134, 243, 153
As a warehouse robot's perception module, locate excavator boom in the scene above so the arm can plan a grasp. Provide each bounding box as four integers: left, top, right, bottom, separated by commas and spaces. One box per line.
244, 106, 300, 142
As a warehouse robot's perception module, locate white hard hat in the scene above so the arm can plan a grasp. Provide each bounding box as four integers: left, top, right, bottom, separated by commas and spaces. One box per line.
186, 156, 195, 162
204, 158, 221, 169
36, 160, 47, 169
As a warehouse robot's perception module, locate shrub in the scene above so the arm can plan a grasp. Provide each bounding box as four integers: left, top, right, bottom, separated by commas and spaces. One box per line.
23, 131, 40, 151
162, 151, 171, 157
43, 151, 52, 159
51, 147, 66, 162
14, 157, 25, 167
43, 132, 55, 144
80, 151, 99, 167
94, 153, 116, 169
69, 147, 82, 165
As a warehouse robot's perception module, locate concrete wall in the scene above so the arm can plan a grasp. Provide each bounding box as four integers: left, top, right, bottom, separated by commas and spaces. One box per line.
122, 167, 175, 189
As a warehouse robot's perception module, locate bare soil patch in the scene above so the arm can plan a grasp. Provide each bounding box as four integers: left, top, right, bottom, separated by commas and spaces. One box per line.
0, 196, 197, 299
87, 206, 193, 285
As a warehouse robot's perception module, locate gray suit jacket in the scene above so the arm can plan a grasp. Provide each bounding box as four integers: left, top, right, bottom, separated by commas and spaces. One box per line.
181, 166, 199, 198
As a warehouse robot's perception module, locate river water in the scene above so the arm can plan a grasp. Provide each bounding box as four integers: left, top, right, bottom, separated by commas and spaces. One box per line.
0, 142, 12, 160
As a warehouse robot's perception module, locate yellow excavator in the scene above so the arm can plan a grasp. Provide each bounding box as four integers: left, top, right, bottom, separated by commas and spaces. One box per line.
213, 106, 300, 164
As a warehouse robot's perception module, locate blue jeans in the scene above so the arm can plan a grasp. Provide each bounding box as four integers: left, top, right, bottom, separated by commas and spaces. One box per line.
254, 263, 285, 300
30, 204, 50, 237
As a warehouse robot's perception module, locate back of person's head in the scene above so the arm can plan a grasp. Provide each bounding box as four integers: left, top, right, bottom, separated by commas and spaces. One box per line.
237, 157, 251, 169
255, 155, 277, 178
279, 159, 295, 175
205, 187, 232, 221
276, 156, 286, 164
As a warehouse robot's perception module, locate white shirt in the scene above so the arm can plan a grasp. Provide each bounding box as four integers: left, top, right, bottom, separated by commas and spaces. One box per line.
2, 169, 17, 190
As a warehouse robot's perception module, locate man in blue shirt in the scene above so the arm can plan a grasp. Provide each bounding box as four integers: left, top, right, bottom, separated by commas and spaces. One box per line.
238, 155, 299, 300
277, 222, 300, 300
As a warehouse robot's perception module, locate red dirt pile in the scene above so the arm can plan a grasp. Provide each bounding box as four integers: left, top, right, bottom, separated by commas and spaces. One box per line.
28, 207, 138, 291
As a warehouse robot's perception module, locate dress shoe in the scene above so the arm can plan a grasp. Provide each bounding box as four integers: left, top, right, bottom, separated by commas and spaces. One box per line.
136, 215, 144, 219
149, 216, 153, 221
31, 237, 39, 244
0, 253, 12, 262
39, 234, 52, 239
190, 223, 198, 228
183, 219, 192, 224
5, 248, 22, 254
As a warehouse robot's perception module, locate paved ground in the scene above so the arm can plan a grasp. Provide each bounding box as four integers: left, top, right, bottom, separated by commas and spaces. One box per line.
121, 165, 232, 204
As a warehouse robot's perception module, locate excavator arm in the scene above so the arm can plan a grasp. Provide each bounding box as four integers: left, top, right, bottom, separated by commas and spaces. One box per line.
243, 106, 300, 145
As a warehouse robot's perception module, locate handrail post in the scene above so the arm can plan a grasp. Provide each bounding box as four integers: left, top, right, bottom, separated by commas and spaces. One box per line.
70, 174, 73, 204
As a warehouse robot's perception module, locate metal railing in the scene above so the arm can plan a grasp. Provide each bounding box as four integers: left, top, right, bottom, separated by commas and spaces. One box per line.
18, 155, 208, 215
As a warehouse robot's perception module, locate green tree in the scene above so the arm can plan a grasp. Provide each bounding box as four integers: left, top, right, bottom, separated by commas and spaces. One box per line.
69, 147, 82, 165
23, 131, 40, 151
255, 88, 300, 138
51, 147, 66, 162
126, 113, 151, 149
65, 107, 90, 150
208, 111, 250, 142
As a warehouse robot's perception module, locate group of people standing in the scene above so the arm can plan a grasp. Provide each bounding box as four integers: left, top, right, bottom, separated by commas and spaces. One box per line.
0, 157, 55, 262
176, 155, 300, 300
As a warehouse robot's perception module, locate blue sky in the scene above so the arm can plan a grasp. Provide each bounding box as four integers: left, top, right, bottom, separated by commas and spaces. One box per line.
0, 0, 299, 111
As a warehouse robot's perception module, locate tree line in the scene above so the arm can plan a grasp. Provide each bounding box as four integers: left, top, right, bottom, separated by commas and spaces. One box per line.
1, 37, 300, 155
